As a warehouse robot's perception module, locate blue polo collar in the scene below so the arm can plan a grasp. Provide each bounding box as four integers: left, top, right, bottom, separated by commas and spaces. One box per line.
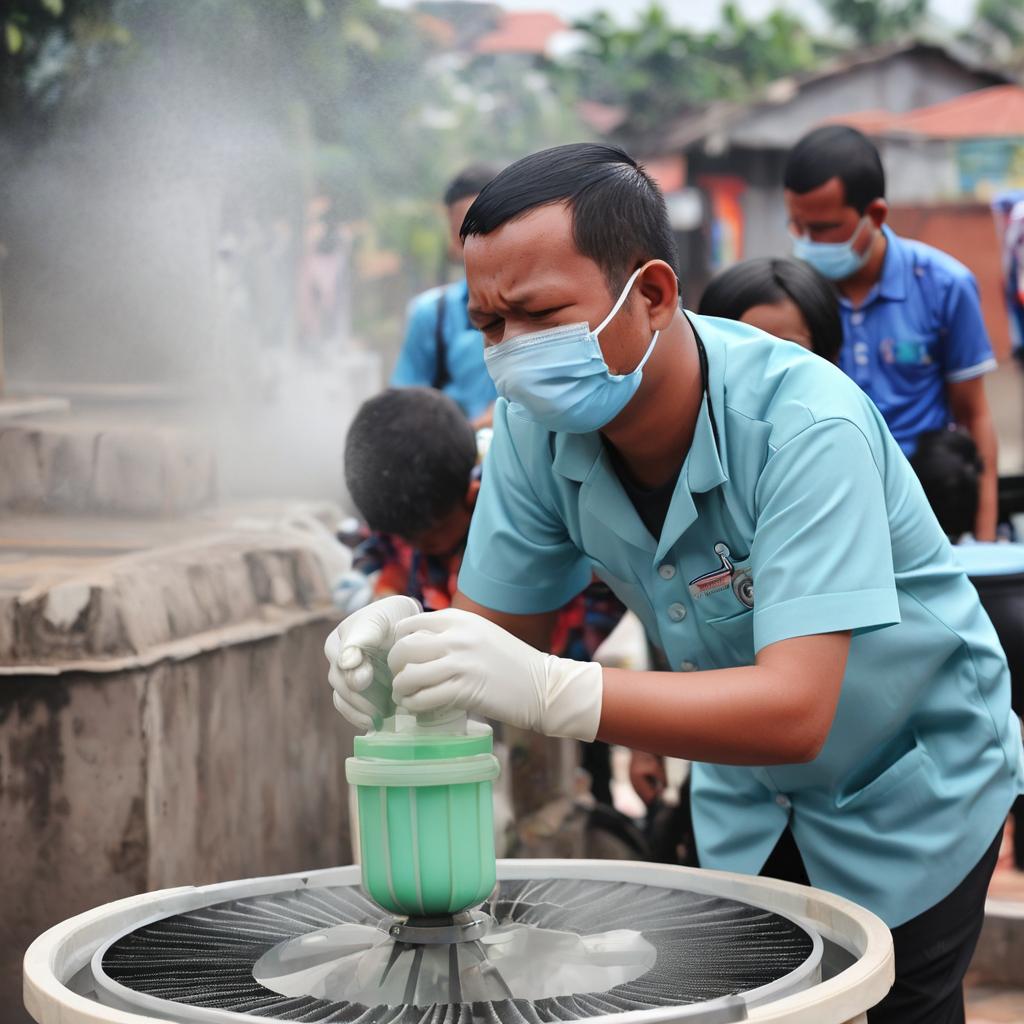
839, 225, 907, 308
877, 225, 908, 302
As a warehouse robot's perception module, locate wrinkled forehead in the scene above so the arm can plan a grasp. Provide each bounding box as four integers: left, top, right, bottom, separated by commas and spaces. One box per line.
463, 202, 608, 303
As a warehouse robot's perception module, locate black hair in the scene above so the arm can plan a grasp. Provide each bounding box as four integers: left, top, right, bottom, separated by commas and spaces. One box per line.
460, 142, 679, 292
909, 427, 983, 539
697, 257, 844, 363
344, 388, 477, 537
783, 126, 886, 213
443, 163, 503, 207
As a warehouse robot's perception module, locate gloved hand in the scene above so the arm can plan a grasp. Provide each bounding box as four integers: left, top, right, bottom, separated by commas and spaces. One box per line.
324, 595, 421, 731
387, 608, 604, 741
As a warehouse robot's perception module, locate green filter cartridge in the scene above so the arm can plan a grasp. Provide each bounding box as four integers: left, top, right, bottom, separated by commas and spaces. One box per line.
346, 715, 500, 917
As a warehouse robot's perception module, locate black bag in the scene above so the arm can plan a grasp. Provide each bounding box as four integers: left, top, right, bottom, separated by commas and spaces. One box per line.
432, 286, 451, 391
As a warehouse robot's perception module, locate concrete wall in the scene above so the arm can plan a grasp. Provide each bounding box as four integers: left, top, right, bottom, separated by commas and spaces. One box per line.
1, 613, 355, 1024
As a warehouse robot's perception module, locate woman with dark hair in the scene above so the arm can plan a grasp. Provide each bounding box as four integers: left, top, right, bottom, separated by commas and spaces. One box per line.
698, 257, 843, 363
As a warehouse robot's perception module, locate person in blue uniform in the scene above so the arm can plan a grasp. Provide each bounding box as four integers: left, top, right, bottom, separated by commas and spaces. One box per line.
783, 126, 999, 539
327, 143, 1024, 1023
390, 163, 502, 424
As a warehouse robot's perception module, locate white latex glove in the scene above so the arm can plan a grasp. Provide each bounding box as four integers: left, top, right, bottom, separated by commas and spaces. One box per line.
387, 608, 603, 741
324, 595, 421, 731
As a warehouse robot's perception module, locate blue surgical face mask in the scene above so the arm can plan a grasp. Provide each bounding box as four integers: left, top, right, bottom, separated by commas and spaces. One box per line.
483, 264, 660, 433
791, 216, 873, 281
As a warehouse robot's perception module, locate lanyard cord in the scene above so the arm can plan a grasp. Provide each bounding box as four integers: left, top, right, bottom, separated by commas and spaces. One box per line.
689, 315, 720, 452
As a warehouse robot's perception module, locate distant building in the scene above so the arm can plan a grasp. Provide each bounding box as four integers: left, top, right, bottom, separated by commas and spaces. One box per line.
624, 42, 1008, 295
412, 3, 574, 60
832, 84, 1024, 202
472, 11, 573, 58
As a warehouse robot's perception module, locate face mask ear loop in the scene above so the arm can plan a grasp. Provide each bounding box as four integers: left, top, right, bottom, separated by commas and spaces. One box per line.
848, 215, 870, 247
594, 263, 648, 338
633, 330, 660, 374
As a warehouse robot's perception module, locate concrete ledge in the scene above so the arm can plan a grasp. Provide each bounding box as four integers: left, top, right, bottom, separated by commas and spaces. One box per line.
0, 419, 215, 516
1, 530, 336, 667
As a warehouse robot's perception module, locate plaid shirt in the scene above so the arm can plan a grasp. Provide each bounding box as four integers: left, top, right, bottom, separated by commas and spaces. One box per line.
353, 530, 624, 661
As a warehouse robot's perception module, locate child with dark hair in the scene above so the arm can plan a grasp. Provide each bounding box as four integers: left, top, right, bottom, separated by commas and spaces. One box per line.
345, 386, 479, 561
909, 428, 985, 542
698, 257, 843, 363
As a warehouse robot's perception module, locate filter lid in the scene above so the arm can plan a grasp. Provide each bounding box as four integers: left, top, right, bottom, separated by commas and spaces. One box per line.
345, 752, 500, 788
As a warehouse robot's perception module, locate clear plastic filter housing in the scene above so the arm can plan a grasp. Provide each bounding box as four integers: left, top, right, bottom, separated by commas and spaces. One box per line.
345, 705, 501, 918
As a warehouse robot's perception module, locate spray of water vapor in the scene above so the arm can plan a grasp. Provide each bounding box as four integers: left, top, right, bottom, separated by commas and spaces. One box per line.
0, 3, 421, 503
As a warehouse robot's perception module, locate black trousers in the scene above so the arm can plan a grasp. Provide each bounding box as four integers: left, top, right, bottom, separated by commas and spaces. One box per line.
758, 827, 1002, 1024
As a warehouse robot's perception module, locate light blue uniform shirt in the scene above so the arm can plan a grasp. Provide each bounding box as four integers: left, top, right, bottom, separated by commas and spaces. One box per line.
460, 313, 1024, 927
390, 279, 497, 420
837, 226, 996, 456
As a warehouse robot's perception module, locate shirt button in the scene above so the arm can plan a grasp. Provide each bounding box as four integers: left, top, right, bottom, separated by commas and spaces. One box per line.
850, 312, 864, 325
658, 564, 676, 580
679, 660, 697, 672
775, 794, 791, 810
667, 603, 687, 622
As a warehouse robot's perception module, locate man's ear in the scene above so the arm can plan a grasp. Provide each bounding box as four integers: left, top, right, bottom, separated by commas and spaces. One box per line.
466, 478, 481, 508
637, 260, 680, 332
866, 198, 888, 229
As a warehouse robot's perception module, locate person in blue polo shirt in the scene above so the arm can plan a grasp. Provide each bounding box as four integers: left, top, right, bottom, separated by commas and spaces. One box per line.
326, 144, 1024, 1023
784, 126, 1000, 540
390, 163, 502, 424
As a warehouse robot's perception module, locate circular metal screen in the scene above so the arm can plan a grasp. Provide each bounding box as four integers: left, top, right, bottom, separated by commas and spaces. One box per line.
97, 877, 818, 1023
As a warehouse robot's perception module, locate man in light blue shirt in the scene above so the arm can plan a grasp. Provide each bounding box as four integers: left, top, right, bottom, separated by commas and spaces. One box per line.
390, 164, 500, 423
784, 126, 999, 540
328, 144, 1024, 1023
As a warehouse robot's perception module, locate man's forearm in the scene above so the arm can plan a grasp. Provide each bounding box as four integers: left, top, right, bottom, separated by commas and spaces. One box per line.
452, 589, 557, 650
967, 413, 999, 541
598, 631, 849, 766
948, 378, 999, 541
599, 664, 828, 765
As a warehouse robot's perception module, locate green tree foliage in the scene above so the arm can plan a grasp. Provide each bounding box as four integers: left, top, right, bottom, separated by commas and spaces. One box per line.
816, 0, 929, 47
0, 0, 131, 137
962, 0, 1024, 70
564, 2, 821, 136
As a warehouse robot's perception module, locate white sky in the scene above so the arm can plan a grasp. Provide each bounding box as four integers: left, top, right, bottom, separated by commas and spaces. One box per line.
381, 0, 973, 33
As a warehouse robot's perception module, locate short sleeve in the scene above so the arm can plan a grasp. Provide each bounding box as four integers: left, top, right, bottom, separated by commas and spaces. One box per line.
751, 418, 901, 652
941, 273, 997, 383
458, 402, 591, 614
390, 292, 440, 388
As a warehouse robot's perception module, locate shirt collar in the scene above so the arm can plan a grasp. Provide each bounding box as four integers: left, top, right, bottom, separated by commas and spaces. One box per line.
839, 225, 906, 307
877, 225, 907, 302
550, 315, 729, 559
